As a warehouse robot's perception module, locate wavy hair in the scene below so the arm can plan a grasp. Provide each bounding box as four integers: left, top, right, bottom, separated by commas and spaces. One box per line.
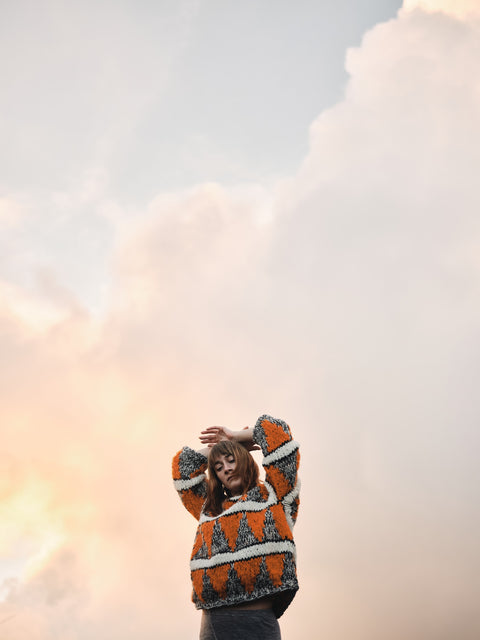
204, 440, 259, 517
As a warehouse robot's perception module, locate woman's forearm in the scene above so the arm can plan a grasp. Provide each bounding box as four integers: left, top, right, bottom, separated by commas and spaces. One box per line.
198, 425, 259, 451
233, 427, 254, 444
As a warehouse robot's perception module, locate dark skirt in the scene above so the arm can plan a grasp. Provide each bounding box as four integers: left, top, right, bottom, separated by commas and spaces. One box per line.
199, 608, 281, 640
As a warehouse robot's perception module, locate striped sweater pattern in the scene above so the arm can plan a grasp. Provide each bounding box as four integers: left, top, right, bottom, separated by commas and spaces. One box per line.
172, 415, 300, 618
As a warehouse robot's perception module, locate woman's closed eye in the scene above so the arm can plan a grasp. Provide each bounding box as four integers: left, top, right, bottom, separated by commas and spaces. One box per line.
215, 457, 234, 471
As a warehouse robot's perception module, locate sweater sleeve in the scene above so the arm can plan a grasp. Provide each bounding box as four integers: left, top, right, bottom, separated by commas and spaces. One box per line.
253, 414, 300, 510
172, 446, 208, 520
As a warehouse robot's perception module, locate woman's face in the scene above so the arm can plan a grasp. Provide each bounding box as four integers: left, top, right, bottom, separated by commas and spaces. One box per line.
213, 452, 244, 494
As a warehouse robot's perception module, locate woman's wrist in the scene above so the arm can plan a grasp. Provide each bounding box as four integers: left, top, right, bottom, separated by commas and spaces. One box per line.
233, 427, 254, 443
233, 427, 260, 451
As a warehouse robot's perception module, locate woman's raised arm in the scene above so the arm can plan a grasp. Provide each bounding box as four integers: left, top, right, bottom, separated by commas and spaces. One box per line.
199, 425, 260, 451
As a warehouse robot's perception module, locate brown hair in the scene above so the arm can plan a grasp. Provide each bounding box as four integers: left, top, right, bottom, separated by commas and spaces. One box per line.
204, 440, 259, 516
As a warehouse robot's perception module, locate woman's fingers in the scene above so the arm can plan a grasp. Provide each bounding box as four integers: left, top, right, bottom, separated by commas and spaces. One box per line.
200, 428, 222, 435
199, 426, 233, 445
198, 434, 217, 443
199, 427, 224, 444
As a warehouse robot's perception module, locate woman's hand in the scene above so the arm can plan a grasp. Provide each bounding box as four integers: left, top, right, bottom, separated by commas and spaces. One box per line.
199, 426, 260, 451
199, 426, 234, 447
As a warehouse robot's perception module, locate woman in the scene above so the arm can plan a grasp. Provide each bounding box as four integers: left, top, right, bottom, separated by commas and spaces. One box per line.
172, 414, 300, 640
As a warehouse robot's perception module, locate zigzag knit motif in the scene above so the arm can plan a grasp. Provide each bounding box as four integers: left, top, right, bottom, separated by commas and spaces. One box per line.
172, 414, 300, 618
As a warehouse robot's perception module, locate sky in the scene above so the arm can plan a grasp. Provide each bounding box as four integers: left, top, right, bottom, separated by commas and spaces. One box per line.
1, 0, 480, 638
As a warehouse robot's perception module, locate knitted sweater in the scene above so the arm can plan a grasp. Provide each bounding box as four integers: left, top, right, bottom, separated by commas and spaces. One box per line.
172, 414, 300, 618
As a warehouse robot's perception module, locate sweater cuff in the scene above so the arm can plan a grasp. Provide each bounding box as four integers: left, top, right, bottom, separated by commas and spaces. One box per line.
253, 414, 293, 456
173, 446, 208, 481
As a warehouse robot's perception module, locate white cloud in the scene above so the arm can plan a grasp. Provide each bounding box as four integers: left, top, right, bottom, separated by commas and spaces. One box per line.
403, 0, 480, 18
273, 10, 480, 636
0, 197, 25, 227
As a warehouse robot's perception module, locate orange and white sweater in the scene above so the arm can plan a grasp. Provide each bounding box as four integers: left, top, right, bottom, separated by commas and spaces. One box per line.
172, 414, 300, 618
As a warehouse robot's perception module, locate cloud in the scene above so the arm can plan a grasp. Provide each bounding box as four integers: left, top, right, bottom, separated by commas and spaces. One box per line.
0, 303, 198, 638
1, 4, 480, 640
0, 197, 25, 228
404, 0, 480, 18
272, 8, 480, 637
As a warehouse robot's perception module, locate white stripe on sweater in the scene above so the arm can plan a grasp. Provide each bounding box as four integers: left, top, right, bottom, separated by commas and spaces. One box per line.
198, 482, 277, 523
262, 440, 299, 466
173, 474, 206, 491
190, 540, 296, 570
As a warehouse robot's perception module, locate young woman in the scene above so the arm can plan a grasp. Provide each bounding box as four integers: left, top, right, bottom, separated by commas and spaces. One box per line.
172, 414, 300, 640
